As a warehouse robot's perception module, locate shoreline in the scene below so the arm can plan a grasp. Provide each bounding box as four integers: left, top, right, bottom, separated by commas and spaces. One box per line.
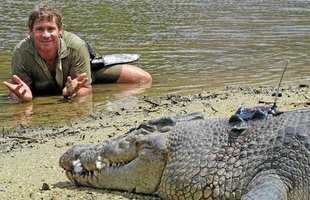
0, 85, 309, 199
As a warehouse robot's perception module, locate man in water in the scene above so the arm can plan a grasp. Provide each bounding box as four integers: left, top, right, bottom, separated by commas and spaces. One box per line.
3, 2, 152, 102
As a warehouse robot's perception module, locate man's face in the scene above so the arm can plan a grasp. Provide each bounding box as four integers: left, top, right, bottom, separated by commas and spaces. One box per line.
29, 17, 62, 57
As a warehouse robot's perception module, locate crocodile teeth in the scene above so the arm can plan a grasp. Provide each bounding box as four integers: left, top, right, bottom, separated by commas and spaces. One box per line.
96, 160, 106, 170
72, 159, 84, 173
96, 161, 104, 170
98, 158, 129, 168
97, 156, 102, 161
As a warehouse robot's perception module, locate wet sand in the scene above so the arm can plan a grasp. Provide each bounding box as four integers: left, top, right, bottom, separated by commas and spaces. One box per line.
0, 85, 309, 200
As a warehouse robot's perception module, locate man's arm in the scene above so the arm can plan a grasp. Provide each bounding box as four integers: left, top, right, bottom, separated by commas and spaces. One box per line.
63, 39, 93, 98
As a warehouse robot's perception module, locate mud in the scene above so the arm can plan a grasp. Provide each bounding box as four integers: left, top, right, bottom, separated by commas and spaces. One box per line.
0, 85, 309, 199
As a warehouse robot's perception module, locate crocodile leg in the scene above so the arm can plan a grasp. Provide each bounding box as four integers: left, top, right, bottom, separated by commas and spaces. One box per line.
242, 174, 287, 200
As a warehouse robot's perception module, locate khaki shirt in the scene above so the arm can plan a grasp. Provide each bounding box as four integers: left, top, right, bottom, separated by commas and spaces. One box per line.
11, 31, 92, 95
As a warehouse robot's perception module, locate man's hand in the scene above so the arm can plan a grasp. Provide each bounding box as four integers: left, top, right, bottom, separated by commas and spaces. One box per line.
62, 73, 92, 98
3, 75, 33, 102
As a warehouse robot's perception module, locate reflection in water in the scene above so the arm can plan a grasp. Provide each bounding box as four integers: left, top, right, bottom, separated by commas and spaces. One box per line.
18, 103, 34, 126
108, 82, 151, 97
0, 82, 151, 130
2, 102, 34, 129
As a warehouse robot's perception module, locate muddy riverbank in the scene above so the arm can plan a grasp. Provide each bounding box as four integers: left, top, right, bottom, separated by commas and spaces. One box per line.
0, 85, 309, 200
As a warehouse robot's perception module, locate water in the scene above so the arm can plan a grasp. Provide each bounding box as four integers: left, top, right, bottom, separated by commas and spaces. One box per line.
0, 0, 309, 130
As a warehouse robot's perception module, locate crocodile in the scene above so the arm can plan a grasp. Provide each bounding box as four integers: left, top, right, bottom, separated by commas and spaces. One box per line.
59, 109, 310, 200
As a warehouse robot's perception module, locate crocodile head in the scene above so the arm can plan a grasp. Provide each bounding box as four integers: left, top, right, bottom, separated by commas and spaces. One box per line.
59, 128, 169, 194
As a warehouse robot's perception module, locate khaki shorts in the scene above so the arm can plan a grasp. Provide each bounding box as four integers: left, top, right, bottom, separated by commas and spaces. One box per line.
91, 65, 122, 84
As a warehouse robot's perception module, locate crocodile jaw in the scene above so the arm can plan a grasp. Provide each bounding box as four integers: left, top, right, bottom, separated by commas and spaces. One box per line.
59, 131, 168, 194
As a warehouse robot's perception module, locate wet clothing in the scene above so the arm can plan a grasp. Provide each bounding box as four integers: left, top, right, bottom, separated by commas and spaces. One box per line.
11, 31, 92, 95
91, 64, 121, 83
86, 43, 122, 84
11, 31, 121, 96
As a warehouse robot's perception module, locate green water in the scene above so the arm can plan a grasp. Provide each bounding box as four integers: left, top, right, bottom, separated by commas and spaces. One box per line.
0, 0, 309, 130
